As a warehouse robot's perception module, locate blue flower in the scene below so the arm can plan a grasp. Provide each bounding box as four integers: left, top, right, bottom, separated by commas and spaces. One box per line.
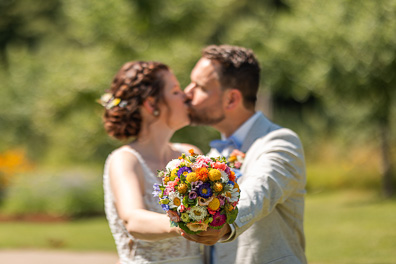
161, 204, 170, 211
198, 183, 212, 198
152, 183, 161, 197
177, 166, 192, 178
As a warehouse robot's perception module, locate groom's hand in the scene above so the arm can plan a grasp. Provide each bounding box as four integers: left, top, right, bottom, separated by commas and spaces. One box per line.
180, 224, 231, 245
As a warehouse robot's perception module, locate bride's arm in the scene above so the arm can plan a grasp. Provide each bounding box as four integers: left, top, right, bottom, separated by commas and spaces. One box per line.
108, 150, 180, 241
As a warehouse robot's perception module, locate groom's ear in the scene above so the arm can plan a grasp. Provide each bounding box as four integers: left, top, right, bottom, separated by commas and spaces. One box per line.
225, 89, 242, 110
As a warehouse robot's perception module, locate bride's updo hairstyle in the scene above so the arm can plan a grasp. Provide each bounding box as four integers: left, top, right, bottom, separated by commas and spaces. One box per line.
103, 61, 169, 140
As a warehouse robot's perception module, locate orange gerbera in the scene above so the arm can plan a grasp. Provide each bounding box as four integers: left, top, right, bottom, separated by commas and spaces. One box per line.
228, 170, 236, 182
196, 167, 209, 182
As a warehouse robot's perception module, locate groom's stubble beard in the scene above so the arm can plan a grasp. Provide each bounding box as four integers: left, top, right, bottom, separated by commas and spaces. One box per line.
187, 103, 226, 126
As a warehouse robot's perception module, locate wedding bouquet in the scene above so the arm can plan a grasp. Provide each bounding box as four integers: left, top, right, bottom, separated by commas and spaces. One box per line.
153, 150, 240, 234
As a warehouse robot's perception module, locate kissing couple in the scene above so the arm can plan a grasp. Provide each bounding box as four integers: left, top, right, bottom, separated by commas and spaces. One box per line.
101, 44, 307, 264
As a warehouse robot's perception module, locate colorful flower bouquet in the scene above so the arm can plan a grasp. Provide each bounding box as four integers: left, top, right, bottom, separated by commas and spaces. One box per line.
153, 150, 240, 234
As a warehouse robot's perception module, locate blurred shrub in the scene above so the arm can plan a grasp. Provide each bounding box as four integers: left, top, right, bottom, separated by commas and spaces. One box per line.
0, 168, 104, 218
305, 143, 383, 193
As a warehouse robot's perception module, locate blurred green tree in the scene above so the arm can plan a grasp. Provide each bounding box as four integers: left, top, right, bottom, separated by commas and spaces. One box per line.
263, 0, 396, 196
0, 0, 394, 196
0, 0, 63, 68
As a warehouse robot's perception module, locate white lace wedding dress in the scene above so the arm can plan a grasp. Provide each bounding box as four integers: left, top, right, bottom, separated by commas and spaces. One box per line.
103, 146, 203, 264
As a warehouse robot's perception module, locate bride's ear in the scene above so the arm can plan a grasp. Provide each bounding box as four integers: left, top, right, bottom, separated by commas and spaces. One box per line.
143, 97, 160, 116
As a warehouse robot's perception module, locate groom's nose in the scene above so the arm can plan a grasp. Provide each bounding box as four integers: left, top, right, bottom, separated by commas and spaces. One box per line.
184, 83, 194, 99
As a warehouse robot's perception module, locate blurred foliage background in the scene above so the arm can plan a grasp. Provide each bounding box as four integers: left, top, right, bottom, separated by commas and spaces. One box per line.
0, 0, 395, 218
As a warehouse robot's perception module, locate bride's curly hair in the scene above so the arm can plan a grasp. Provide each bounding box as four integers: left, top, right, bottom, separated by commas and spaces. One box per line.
103, 61, 169, 140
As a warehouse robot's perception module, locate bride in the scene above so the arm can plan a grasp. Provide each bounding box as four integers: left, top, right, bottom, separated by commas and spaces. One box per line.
101, 61, 203, 263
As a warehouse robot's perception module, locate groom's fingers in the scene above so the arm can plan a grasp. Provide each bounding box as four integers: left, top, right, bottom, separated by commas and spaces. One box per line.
181, 229, 222, 245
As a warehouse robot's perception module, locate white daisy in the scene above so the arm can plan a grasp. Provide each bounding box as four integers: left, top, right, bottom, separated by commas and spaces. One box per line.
168, 192, 183, 209
188, 206, 207, 221
224, 184, 239, 203
220, 170, 229, 183
166, 159, 181, 171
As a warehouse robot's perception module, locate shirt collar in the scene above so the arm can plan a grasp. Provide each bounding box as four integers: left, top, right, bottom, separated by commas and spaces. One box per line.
221, 111, 262, 147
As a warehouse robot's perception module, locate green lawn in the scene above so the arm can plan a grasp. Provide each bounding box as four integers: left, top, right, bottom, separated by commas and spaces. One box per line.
305, 190, 396, 264
1, 190, 395, 263
0, 217, 115, 252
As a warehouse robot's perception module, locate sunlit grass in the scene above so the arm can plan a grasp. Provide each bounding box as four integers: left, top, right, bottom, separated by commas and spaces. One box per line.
0, 217, 115, 251
305, 190, 396, 264
1, 190, 395, 263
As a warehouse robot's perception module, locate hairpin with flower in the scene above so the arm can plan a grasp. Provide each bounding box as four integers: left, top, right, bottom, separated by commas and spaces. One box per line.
98, 93, 128, 109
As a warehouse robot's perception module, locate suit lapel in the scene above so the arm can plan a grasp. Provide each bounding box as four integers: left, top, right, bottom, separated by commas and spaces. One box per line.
240, 113, 278, 153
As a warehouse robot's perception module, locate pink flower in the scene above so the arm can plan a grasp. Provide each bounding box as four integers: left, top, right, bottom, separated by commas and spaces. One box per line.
196, 155, 212, 164
207, 208, 217, 215
168, 178, 180, 188
210, 211, 226, 227
234, 161, 242, 169
218, 195, 226, 206
211, 161, 227, 171
167, 210, 181, 222
192, 156, 212, 170
179, 205, 186, 213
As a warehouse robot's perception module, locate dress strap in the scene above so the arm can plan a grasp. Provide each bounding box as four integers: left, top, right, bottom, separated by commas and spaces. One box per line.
114, 147, 156, 177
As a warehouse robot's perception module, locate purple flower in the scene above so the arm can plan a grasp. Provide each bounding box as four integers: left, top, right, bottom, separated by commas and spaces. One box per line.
198, 183, 212, 198
218, 195, 226, 206
189, 191, 198, 200
152, 183, 161, 197
191, 180, 203, 191
177, 166, 192, 177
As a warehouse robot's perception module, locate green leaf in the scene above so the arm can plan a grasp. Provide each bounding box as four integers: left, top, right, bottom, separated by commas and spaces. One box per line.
226, 207, 239, 224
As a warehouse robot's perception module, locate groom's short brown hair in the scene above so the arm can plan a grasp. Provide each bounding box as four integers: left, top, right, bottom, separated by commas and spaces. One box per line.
202, 45, 260, 110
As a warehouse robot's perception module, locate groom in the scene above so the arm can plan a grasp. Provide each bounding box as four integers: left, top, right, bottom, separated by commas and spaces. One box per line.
183, 45, 307, 264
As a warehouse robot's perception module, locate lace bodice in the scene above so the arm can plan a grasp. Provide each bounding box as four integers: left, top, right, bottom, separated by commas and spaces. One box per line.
103, 146, 203, 264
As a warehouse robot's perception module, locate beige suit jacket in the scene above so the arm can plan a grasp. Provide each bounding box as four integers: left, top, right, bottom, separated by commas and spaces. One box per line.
209, 113, 307, 264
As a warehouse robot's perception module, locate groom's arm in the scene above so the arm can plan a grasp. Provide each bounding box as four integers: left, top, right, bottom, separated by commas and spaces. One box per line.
232, 128, 305, 238
181, 128, 306, 244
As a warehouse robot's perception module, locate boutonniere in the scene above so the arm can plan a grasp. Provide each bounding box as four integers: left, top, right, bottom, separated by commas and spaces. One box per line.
227, 150, 245, 169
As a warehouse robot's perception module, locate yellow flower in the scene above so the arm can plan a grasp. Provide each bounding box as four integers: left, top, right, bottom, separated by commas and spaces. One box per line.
213, 182, 223, 192
228, 156, 237, 162
186, 172, 197, 183
208, 169, 221, 181
164, 176, 170, 184
181, 212, 190, 222
171, 168, 179, 180
225, 203, 234, 212
208, 198, 220, 211
178, 183, 188, 194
